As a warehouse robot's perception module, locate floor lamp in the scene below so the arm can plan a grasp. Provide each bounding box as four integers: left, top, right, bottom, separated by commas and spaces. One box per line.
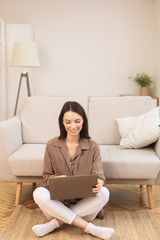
11, 42, 40, 116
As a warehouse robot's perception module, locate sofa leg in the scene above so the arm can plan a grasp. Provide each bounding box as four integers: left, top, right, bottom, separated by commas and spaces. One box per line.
15, 182, 22, 206
33, 182, 36, 187
146, 185, 153, 209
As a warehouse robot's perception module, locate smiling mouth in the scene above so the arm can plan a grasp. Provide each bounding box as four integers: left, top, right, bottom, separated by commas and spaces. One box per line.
70, 129, 78, 133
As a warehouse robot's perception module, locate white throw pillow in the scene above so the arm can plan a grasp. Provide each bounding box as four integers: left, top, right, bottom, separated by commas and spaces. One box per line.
116, 107, 160, 148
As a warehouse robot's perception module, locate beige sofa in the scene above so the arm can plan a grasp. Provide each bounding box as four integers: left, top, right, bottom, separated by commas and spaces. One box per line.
0, 96, 160, 208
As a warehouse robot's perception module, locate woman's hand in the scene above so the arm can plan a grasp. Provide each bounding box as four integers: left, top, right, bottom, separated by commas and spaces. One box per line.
92, 178, 104, 196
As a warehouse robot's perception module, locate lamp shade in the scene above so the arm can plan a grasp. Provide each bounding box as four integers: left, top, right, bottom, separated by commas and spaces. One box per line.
11, 42, 40, 67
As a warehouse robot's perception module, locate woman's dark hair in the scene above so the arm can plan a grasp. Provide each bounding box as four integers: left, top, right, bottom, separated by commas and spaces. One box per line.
58, 101, 91, 139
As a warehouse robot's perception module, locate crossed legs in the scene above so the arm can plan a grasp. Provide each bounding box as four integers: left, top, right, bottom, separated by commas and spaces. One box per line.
32, 186, 114, 239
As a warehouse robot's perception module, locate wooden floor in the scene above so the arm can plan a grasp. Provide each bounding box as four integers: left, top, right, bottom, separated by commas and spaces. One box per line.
0, 182, 160, 231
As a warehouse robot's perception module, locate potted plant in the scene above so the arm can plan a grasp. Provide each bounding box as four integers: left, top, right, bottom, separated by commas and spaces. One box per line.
129, 72, 152, 96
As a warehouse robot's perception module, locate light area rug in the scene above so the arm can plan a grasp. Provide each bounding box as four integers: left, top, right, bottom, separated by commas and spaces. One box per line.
0, 205, 160, 240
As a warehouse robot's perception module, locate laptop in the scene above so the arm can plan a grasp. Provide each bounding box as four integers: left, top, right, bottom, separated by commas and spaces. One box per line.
49, 175, 98, 200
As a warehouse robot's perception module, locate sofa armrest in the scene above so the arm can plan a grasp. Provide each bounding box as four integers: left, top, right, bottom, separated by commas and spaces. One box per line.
154, 137, 160, 159
0, 117, 23, 181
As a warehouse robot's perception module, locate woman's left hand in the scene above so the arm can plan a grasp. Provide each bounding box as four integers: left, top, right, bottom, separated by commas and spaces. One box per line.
92, 178, 104, 196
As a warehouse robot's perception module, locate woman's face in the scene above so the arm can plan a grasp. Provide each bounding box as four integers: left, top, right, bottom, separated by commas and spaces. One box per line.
63, 111, 84, 137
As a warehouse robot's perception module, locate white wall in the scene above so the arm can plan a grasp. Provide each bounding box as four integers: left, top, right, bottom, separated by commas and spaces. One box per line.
0, 0, 156, 99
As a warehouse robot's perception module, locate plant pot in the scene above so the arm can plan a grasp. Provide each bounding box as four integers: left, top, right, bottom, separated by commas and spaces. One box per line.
140, 87, 150, 96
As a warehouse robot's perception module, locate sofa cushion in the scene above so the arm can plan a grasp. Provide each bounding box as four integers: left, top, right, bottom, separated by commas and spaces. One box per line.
20, 96, 88, 144
8, 144, 45, 176
8, 143, 160, 180
88, 96, 154, 145
100, 145, 160, 179
116, 107, 160, 148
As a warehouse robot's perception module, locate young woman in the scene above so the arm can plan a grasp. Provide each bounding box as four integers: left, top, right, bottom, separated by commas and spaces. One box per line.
32, 101, 114, 239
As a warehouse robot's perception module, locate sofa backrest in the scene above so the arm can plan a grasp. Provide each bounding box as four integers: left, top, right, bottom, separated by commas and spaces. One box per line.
20, 96, 88, 143
20, 96, 154, 145
88, 96, 154, 145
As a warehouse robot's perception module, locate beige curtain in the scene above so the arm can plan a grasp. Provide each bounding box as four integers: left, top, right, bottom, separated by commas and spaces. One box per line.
0, 19, 6, 121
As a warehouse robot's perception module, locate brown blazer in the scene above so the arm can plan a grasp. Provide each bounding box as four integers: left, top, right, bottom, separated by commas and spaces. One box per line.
43, 137, 105, 186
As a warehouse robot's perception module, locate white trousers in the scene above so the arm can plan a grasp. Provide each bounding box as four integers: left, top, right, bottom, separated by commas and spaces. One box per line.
33, 186, 110, 224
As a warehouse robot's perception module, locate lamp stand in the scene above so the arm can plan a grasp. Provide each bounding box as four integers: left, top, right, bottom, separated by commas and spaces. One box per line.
14, 72, 31, 116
